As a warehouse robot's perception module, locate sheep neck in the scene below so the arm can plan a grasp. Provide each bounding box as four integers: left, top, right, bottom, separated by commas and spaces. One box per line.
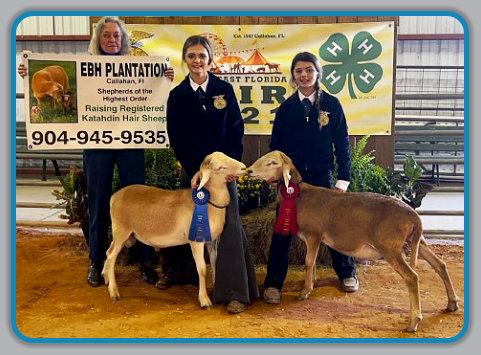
203, 180, 230, 209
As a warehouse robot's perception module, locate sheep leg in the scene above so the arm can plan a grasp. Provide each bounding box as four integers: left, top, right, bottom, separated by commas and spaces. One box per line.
102, 226, 130, 301
189, 241, 213, 309
385, 253, 422, 332
206, 240, 218, 286
102, 240, 124, 301
418, 239, 460, 311
35, 95, 43, 109
298, 238, 321, 300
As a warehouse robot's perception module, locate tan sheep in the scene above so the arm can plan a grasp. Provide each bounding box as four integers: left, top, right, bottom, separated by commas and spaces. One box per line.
102, 152, 247, 309
247, 150, 459, 332
31, 65, 69, 109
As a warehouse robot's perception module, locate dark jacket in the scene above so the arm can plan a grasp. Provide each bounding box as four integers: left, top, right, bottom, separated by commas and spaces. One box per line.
270, 89, 351, 181
167, 72, 244, 177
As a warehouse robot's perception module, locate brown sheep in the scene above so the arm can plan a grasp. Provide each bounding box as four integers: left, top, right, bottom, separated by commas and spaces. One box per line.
31, 65, 69, 109
247, 150, 460, 332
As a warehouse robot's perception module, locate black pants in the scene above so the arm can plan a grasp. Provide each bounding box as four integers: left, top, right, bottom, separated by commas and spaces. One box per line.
263, 170, 356, 290
83, 149, 153, 265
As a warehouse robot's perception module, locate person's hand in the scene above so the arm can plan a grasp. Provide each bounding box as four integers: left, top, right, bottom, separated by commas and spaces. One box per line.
268, 181, 278, 188
18, 64, 27, 78
165, 67, 174, 81
191, 171, 201, 189
225, 175, 237, 183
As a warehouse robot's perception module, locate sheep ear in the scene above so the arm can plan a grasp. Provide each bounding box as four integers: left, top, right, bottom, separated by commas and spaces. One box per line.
279, 151, 291, 188
282, 165, 291, 189
198, 169, 211, 190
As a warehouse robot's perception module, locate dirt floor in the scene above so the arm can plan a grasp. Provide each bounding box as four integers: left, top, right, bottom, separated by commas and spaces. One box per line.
14, 228, 465, 340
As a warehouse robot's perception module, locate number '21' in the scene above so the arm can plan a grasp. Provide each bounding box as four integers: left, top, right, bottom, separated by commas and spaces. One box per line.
242, 106, 278, 124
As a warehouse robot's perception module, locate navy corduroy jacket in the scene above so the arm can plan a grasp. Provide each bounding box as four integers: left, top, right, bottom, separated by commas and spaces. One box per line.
270, 90, 351, 181
167, 72, 244, 177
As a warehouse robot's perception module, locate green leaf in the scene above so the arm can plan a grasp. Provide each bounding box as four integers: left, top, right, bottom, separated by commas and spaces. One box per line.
319, 33, 350, 63
352, 63, 383, 93
403, 155, 422, 183
351, 31, 383, 61
321, 64, 348, 94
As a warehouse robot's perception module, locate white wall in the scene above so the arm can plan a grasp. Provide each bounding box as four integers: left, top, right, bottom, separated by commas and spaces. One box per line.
398, 16, 464, 34
16, 16, 90, 35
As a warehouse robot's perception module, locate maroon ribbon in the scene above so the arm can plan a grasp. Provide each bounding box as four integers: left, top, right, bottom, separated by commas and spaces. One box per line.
274, 181, 300, 235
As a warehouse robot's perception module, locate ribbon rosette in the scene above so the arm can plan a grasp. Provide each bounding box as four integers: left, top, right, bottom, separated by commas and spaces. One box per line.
188, 187, 212, 242
274, 182, 300, 235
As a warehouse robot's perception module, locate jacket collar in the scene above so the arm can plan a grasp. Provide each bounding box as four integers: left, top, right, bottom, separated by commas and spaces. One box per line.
178, 72, 223, 95
287, 89, 324, 107
189, 74, 209, 92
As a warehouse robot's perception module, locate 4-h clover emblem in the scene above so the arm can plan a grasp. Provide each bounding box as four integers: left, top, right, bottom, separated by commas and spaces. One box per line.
319, 31, 383, 99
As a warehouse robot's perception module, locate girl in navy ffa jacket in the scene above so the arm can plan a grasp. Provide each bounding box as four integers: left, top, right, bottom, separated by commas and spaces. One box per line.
164, 35, 259, 314
263, 52, 359, 305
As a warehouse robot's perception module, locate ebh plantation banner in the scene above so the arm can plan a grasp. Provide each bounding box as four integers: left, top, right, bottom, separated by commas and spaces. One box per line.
22, 52, 171, 149
125, 22, 395, 135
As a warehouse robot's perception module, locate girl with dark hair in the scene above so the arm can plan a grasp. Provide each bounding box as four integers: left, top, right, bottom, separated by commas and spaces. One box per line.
262, 52, 358, 305
162, 35, 259, 314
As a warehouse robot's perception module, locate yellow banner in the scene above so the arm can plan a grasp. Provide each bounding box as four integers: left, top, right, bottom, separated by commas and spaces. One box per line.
126, 22, 394, 135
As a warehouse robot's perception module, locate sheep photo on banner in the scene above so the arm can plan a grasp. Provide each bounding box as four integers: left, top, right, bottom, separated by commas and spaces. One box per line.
124, 22, 395, 136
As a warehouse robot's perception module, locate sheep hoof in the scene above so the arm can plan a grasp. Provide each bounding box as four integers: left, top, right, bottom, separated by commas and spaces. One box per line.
447, 300, 459, 312
201, 304, 213, 310
110, 296, 120, 303
109, 290, 120, 302
297, 289, 311, 300
404, 315, 422, 333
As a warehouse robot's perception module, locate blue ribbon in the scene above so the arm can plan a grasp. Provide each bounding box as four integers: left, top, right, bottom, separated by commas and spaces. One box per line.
188, 187, 212, 242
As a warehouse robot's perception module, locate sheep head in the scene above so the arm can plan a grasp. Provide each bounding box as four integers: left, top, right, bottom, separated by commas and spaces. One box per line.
247, 150, 302, 188
198, 152, 247, 190
48, 83, 65, 103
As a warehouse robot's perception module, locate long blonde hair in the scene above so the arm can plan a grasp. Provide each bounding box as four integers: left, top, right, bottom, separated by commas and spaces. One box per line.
88, 16, 130, 56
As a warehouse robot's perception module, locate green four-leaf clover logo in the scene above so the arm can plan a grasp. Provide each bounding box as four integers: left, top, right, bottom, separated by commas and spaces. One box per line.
319, 31, 383, 99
